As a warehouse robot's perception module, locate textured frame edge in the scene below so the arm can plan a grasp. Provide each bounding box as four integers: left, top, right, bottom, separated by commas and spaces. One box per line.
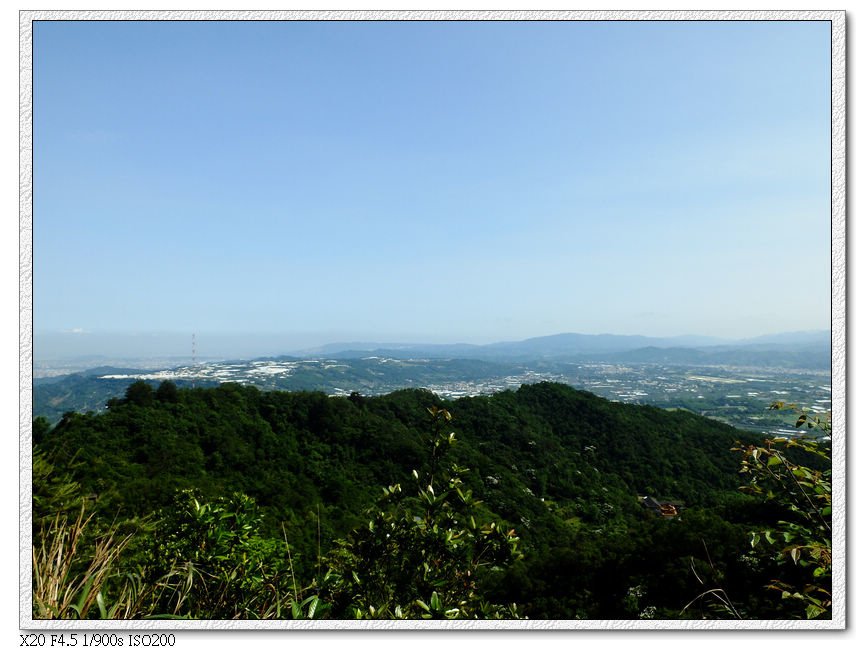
19, 8, 847, 632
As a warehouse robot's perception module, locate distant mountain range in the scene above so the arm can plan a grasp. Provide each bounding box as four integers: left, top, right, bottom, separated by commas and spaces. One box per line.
32, 330, 831, 427
296, 330, 831, 362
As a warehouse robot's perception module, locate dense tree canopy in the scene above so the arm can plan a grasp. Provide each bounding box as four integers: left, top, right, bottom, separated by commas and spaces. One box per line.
33, 382, 830, 620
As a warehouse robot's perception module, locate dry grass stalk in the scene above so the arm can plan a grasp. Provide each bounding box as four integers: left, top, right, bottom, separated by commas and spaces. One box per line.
33, 505, 133, 619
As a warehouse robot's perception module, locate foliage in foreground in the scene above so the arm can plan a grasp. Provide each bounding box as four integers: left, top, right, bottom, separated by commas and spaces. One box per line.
31, 384, 832, 620
32, 505, 134, 619
733, 403, 832, 619
32, 406, 521, 620
318, 406, 521, 619
32, 453, 138, 619
681, 403, 832, 621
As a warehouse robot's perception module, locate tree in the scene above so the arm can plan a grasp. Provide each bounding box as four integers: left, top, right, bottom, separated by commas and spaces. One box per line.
33, 416, 52, 446
155, 380, 179, 403
124, 381, 154, 407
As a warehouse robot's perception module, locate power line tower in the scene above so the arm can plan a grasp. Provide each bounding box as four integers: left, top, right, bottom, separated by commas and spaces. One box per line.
191, 333, 196, 389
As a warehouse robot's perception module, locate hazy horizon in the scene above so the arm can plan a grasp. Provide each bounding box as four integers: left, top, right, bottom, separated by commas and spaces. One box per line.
34, 20, 831, 348
34, 327, 831, 363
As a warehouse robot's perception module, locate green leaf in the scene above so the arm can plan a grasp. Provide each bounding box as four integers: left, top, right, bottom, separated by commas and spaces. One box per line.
307, 596, 321, 619
96, 591, 107, 619
72, 575, 95, 619
430, 591, 441, 612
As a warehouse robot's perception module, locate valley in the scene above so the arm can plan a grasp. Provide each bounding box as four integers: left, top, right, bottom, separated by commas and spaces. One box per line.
34, 353, 830, 437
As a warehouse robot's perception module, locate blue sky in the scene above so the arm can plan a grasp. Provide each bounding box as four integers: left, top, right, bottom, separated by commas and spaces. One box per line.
33, 19, 832, 350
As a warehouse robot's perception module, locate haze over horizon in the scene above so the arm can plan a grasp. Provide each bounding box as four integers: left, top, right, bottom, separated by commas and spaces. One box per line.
34, 327, 830, 363
34, 21, 831, 351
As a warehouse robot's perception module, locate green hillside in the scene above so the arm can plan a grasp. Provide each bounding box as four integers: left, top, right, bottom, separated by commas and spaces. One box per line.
33, 381, 829, 620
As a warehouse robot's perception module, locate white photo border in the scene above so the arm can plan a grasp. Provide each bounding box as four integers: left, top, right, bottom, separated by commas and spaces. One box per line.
19, 8, 847, 631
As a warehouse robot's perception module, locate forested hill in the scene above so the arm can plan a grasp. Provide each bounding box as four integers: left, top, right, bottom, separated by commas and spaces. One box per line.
36, 381, 750, 527
35, 381, 785, 618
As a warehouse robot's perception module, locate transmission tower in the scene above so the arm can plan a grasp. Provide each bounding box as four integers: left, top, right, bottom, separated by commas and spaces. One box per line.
192, 333, 196, 389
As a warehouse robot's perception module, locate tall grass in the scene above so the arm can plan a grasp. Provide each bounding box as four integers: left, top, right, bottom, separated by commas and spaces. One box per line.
32, 501, 308, 620
32, 505, 134, 619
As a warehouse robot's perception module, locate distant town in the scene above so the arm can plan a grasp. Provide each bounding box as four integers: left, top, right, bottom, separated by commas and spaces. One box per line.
33, 353, 830, 439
